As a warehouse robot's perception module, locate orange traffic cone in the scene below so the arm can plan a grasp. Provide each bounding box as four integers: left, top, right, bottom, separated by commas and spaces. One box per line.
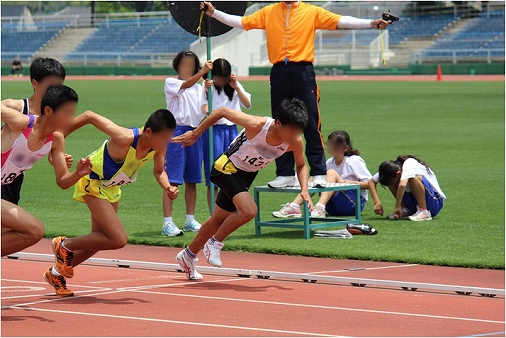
436, 65, 443, 81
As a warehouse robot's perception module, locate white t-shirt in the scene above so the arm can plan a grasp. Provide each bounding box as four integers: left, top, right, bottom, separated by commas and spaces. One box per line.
326, 155, 372, 200
202, 81, 251, 126
372, 158, 446, 201
164, 77, 206, 128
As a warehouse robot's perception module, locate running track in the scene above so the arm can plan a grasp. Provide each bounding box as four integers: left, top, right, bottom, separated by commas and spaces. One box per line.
1, 239, 504, 337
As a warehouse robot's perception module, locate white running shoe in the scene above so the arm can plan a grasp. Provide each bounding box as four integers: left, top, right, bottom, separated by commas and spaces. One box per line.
408, 207, 432, 222
162, 221, 183, 237
203, 239, 224, 267
184, 219, 201, 232
268, 176, 297, 188
313, 175, 327, 188
272, 203, 302, 218
176, 249, 203, 280
311, 204, 326, 218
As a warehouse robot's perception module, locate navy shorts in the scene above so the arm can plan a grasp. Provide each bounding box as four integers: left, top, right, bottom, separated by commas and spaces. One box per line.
402, 176, 444, 217
1, 173, 24, 205
325, 189, 366, 217
210, 166, 258, 213
203, 124, 238, 187
165, 126, 203, 185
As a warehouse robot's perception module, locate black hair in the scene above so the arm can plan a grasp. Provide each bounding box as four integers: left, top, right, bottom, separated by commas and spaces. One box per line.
144, 109, 176, 132
40, 85, 78, 115
378, 155, 431, 186
172, 50, 201, 76
203, 58, 234, 101
327, 130, 360, 156
275, 98, 308, 130
30, 57, 66, 82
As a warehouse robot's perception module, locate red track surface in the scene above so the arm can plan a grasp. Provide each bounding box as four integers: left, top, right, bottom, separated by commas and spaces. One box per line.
1, 239, 504, 337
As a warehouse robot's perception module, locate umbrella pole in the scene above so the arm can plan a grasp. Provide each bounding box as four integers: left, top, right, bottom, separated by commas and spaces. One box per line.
206, 28, 215, 214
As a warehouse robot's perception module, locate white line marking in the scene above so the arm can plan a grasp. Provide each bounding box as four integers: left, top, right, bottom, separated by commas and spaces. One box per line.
1, 278, 111, 290
131, 289, 506, 325
87, 274, 179, 284
0, 286, 46, 292
3, 306, 336, 337
307, 263, 419, 275
1, 289, 111, 300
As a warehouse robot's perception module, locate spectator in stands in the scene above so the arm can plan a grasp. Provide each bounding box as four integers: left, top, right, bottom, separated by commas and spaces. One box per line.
201, 58, 252, 211
201, 1, 389, 188
161, 50, 212, 237
10, 56, 22, 76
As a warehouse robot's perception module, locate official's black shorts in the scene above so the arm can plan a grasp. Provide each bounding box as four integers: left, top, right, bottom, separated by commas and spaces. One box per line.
1, 173, 24, 205
210, 167, 258, 212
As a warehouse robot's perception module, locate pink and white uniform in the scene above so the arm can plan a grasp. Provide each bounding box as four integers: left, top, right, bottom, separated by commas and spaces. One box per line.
1, 114, 53, 185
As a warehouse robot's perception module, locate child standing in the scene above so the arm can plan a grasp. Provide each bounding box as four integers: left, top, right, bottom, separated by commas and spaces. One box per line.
273, 131, 372, 218
162, 51, 212, 236
368, 155, 446, 221
202, 58, 251, 211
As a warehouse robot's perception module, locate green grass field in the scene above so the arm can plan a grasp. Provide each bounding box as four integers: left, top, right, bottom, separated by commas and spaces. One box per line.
2, 78, 504, 269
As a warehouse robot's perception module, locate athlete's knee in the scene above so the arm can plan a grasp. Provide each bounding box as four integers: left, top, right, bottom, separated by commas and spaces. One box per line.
108, 234, 128, 250
238, 204, 257, 222
26, 220, 45, 243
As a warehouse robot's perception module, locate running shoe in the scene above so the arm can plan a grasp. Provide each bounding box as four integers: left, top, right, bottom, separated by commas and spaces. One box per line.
268, 176, 297, 188
176, 249, 203, 280
203, 239, 224, 268
408, 207, 433, 222
162, 221, 183, 237
272, 203, 301, 218
311, 204, 326, 218
184, 219, 201, 232
313, 175, 327, 188
52, 236, 74, 278
43, 267, 74, 297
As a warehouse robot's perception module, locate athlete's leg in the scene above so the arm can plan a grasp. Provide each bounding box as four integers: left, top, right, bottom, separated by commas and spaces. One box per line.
188, 205, 231, 254
1, 201, 44, 256
407, 175, 428, 210
213, 192, 257, 242
317, 170, 344, 206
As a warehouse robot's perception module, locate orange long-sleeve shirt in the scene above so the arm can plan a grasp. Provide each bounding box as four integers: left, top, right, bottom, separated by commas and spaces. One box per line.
242, 2, 341, 64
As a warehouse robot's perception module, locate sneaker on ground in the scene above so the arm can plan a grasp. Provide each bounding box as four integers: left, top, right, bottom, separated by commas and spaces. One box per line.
387, 207, 414, 220
162, 221, 184, 237
313, 175, 327, 188
268, 176, 297, 188
43, 267, 74, 297
408, 207, 433, 221
52, 236, 74, 278
184, 219, 201, 232
272, 203, 301, 218
203, 239, 224, 267
176, 250, 203, 280
311, 204, 326, 218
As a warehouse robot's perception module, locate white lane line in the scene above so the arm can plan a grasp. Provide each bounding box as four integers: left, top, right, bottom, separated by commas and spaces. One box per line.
307, 263, 419, 275
131, 289, 506, 325
1, 278, 111, 290
3, 306, 336, 337
1, 289, 110, 300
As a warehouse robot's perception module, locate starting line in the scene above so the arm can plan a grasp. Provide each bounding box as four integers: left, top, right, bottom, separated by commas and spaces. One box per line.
6, 252, 504, 298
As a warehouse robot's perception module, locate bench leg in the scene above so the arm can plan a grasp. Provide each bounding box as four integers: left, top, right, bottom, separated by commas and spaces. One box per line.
254, 189, 261, 236
303, 200, 310, 239
356, 187, 362, 223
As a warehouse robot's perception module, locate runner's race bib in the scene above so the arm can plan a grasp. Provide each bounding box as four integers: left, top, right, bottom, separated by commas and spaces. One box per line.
101, 171, 137, 187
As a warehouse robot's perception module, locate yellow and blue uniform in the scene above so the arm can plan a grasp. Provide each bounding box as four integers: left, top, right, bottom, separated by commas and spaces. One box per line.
74, 128, 153, 203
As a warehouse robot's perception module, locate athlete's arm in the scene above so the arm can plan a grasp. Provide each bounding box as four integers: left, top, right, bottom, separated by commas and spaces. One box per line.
288, 137, 313, 210
1, 103, 29, 131
153, 150, 179, 200
1, 99, 23, 112
368, 178, 384, 216
67, 110, 132, 145
50, 132, 92, 189
172, 107, 264, 147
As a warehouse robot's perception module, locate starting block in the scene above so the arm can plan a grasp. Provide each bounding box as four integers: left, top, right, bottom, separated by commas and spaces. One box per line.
254, 183, 362, 239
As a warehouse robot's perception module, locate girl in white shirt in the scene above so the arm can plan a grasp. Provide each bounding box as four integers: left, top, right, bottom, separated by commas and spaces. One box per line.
369, 155, 446, 221
162, 51, 212, 237
201, 58, 251, 211
273, 130, 372, 218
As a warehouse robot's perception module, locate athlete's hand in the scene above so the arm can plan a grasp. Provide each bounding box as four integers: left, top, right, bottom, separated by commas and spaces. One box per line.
64, 154, 74, 169
374, 203, 384, 216
372, 19, 389, 30
76, 157, 92, 176
166, 185, 179, 200
300, 190, 314, 211
229, 73, 238, 89
202, 60, 213, 74
172, 130, 198, 148
200, 1, 215, 16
